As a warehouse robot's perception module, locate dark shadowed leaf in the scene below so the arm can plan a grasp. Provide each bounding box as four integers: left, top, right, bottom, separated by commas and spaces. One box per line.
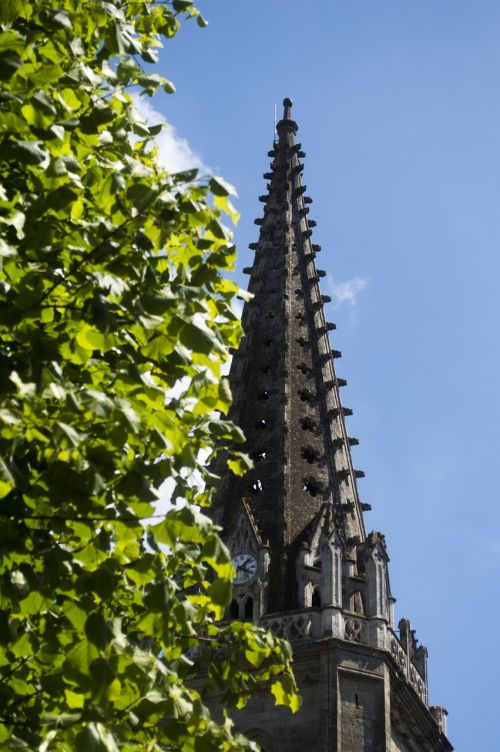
0, 50, 22, 80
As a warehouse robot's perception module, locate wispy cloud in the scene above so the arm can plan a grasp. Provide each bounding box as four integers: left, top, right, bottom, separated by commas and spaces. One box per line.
131, 94, 208, 174
328, 275, 368, 308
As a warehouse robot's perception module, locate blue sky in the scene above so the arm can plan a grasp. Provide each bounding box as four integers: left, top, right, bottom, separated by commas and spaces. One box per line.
148, 2, 500, 748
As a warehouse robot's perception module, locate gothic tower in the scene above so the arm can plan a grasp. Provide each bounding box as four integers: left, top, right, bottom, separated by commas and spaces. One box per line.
211, 99, 452, 752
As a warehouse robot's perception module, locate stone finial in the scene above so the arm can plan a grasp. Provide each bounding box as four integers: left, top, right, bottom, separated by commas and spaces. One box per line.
283, 97, 293, 119
277, 97, 298, 134
430, 706, 449, 737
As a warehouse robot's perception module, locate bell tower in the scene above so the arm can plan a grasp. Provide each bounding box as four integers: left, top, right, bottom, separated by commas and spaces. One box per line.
211, 99, 452, 752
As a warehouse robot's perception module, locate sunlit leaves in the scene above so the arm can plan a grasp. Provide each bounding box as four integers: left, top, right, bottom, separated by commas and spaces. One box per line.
0, 0, 298, 749
271, 676, 302, 713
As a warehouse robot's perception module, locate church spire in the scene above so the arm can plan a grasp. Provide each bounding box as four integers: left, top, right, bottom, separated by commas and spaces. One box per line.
209, 100, 452, 751
213, 98, 367, 611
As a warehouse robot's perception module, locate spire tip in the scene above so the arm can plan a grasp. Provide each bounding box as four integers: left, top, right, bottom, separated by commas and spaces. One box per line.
277, 97, 297, 134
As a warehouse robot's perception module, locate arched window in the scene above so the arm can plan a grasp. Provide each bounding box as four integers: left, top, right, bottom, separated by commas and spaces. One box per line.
312, 587, 322, 608
244, 597, 254, 621
229, 599, 239, 620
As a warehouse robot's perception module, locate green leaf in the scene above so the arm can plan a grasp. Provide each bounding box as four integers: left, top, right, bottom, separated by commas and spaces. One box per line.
271, 676, 302, 712
10, 140, 47, 164
0, 459, 14, 499
214, 194, 240, 224
19, 591, 52, 615
126, 183, 158, 210
45, 9, 72, 29
46, 185, 79, 210
173, 0, 194, 11
65, 688, 85, 709
153, 506, 211, 546
57, 421, 85, 447
180, 319, 224, 354
85, 612, 112, 650
0, 0, 26, 24
32, 91, 57, 116
0, 49, 22, 81
75, 724, 119, 752
227, 452, 253, 477
209, 176, 237, 197
76, 325, 115, 352
66, 639, 100, 676
208, 577, 231, 608
208, 419, 245, 443
63, 601, 87, 631
162, 79, 176, 94
172, 167, 198, 182
206, 218, 229, 240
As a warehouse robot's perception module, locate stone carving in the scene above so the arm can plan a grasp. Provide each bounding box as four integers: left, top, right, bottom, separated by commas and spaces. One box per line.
390, 632, 428, 707
390, 633, 407, 673
344, 617, 366, 643
231, 516, 254, 554
262, 613, 314, 641
410, 665, 428, 705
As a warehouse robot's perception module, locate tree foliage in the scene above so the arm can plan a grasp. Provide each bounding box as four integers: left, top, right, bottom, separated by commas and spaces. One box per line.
0, 1, 298, 749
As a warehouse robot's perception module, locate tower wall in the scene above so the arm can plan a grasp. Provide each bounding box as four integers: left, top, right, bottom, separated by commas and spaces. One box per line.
222, 639, 448, 752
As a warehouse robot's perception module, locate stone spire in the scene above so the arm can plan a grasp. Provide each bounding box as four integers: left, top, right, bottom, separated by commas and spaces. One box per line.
213, 99, 367, 612
209, 100, 452, 752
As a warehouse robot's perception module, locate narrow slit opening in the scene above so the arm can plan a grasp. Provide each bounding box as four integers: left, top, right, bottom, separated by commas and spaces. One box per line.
312, 588, 322, 608
244, 597, 254, 620
252, 450, 267, 462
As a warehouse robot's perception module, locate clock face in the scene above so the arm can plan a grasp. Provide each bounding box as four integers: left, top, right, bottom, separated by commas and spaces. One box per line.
232, 553, 257, 585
